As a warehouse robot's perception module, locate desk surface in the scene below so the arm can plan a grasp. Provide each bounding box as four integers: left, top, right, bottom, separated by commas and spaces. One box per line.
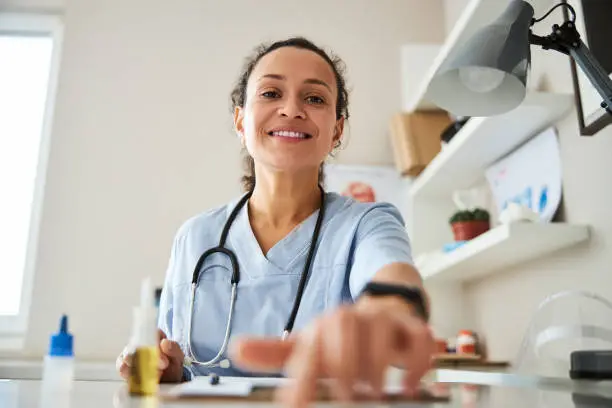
2, 370, 612, 408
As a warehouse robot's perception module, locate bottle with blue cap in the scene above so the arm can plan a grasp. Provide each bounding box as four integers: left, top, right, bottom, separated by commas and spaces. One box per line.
42, 314, 74, 391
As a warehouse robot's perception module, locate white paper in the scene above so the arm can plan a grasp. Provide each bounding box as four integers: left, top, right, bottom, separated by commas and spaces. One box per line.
165, 376, 288, 398
166, 376, 254, 397
165, 375, 409, 398
485, 127, 562, 223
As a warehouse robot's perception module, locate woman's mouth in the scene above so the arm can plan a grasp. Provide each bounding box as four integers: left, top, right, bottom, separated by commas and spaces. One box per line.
268, 130, 312, 140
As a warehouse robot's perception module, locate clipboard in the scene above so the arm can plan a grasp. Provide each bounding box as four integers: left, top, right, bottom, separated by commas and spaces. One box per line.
159, 376, 451, 403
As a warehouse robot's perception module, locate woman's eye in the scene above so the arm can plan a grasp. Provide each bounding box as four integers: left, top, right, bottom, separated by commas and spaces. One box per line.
306, 95, 325, 104
261, 90, 279, 98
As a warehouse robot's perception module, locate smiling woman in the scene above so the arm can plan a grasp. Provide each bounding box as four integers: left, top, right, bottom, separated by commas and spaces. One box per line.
117, 36, 433, 408
230, 37, 350, 192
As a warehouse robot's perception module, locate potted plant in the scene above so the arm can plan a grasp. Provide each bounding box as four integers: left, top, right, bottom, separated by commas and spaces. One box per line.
449, 208, 490, 241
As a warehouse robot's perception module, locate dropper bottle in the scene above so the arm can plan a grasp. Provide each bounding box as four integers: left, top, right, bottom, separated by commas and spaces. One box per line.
128, 276, 159, 396
42, 314, 75, 392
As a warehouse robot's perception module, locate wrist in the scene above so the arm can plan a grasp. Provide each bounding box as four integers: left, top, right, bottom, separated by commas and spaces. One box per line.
356, 294, 419, 319
358, 281, 429, 322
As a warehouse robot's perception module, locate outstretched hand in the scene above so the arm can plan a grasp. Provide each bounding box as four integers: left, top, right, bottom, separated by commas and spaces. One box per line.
230, 302, 434, 407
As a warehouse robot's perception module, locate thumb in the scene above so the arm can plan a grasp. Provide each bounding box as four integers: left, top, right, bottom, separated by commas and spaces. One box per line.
160, 339, 184, 361
229, 337, 295, 372
158, 329, 167, 341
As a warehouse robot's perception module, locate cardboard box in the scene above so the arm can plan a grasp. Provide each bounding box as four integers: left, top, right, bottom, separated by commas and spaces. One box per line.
389, 111, 451, 176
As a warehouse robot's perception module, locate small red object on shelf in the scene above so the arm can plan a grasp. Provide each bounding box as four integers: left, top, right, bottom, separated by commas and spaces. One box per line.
456, 330, 477, 354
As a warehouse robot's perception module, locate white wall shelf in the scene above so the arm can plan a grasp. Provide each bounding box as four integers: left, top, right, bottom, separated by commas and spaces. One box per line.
409, 91, 574, 199
418, 223, 590, 284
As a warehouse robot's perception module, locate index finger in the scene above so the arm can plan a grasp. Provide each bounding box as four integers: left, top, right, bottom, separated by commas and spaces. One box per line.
119, 364, 130, 379
116, 350, 133, 380
230, 338, 295, 372
399, 318, 434, 394
116, 346, 132, 369
278, 326, 322, 408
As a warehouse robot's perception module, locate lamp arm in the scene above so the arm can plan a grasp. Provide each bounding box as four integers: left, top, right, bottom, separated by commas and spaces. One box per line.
569, 40, 612, 115
529, 21, 612, 115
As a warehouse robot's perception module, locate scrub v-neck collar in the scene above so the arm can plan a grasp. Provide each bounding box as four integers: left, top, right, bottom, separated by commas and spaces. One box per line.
229, 193, 333, 278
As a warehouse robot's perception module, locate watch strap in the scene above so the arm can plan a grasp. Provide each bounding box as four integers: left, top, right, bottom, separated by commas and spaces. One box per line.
360, 281, 429, 322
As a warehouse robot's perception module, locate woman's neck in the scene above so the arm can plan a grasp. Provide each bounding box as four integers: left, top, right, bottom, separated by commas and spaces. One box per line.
248, 167, 322, 230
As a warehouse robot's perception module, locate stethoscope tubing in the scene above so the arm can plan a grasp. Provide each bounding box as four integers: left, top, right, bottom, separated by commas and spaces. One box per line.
184, 187, 325, 368
185, 282, 237, 368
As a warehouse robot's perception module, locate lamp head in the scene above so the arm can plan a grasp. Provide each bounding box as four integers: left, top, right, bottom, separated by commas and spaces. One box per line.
426, 0, 535, 116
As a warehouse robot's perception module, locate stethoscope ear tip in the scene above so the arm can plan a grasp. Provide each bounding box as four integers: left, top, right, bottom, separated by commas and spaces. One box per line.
219, 359, 231, 369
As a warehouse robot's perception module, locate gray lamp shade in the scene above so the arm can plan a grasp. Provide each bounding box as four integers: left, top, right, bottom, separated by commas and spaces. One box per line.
426, 0, 535, 117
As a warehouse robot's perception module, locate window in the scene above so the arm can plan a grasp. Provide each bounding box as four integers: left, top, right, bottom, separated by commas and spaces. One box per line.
0, 13, 63, 341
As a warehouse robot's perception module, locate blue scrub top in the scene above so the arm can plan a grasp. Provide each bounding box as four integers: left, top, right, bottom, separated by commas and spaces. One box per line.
157, 192, 414, 378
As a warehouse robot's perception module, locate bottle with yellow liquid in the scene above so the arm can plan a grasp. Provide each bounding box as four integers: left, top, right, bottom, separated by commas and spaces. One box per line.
128, 277, 159, 396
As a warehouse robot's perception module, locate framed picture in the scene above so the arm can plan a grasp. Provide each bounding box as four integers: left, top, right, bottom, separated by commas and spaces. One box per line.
561, 0, 612, 136
323, 163, 413, 231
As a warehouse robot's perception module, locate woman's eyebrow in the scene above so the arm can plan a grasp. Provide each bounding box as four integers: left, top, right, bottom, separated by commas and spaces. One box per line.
304, 78, 332, 93
258, 74, 332, 93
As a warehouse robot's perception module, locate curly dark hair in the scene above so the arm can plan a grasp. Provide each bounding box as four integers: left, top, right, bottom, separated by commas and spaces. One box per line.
230, 37, 350, 192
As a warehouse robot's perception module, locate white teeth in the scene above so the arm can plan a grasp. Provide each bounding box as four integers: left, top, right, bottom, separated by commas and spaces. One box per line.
272, 130, 307, 138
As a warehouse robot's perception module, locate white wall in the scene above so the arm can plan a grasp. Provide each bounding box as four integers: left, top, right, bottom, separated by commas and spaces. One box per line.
443, 0, 471, 34
8, 0, 445, 360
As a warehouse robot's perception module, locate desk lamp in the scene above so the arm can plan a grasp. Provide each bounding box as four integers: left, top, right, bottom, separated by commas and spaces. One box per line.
426, 0, 612, 134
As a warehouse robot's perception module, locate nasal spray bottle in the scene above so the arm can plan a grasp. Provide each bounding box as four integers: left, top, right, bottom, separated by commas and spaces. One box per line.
128, 277, 159, 396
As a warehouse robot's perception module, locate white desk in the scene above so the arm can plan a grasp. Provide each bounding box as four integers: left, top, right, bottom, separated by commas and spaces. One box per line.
0, 360, 119, 382
2, 370, 612, 408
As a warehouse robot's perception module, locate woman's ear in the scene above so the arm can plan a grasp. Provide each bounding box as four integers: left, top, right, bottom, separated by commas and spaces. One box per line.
234, 107, 245, 145
332, 117, 345, 149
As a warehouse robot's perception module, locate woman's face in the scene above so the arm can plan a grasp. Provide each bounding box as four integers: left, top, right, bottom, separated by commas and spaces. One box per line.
234, 47, 344, 178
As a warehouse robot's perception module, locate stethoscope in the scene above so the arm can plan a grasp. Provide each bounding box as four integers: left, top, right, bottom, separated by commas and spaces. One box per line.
184, 186, 326, 369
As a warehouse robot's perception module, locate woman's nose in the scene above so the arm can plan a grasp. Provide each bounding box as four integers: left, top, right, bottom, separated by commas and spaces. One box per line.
278, 98, 306, 119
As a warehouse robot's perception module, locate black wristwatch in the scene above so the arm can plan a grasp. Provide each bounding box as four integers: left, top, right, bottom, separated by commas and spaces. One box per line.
359, 282, 429, 322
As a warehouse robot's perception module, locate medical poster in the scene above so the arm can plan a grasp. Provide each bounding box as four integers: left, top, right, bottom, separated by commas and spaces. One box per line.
485, 127, 562, 223
323, 163, 412, 229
